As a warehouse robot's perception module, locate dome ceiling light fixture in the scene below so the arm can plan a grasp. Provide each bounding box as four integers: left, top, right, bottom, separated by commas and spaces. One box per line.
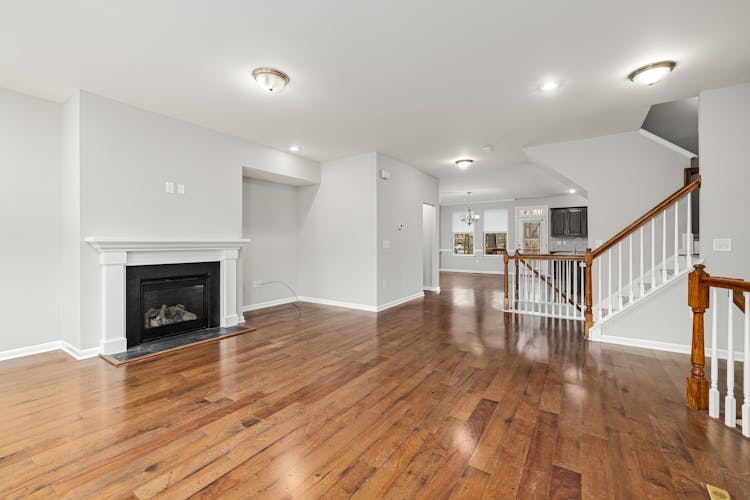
539, 80, 560, 92
455, 158, 474, 169
251, 67, 290, 93
628, 61, 676, 85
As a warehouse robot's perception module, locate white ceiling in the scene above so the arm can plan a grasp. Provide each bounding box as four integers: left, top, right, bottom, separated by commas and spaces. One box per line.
1, 1, 749, 200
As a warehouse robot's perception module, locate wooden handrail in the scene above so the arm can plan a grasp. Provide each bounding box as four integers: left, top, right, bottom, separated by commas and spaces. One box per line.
510, 252, 585, 262
592, 176, 701, 259
702, 276, 750, 293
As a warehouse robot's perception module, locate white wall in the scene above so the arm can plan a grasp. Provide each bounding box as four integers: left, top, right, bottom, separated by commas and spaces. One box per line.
699, 81, 750, 353
0, 88, 62, 352
525, 131, 688, 247
242, 178, 300, 308
298, 153, 378, 308
439, 194, 587, 273
376, 154, 439, 305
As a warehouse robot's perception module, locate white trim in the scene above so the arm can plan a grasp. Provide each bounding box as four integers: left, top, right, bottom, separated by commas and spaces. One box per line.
0, 341, 99, 362
242, 297, 298, 312
377, 292, 425, 312
84, 237, 249, 251
423, 286, 441, 293
440, 268, 503, 275
297, 292, 425, 313
596, 335, 743, 360
60, 342, 101, 360
299, 296, 378, 312
0, 341, 63, 361
638, 129, 697, 158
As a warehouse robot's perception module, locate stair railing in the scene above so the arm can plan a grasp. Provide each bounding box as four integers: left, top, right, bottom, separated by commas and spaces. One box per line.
503, 177, 702, 338
503, 252, 586, 320
687, 264, 749, 437
586, 176, 702, 334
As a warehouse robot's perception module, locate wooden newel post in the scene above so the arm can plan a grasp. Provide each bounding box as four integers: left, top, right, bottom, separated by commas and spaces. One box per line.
687, 263, 710, 410
503, 251, 509, 310
584, 248, 593, 339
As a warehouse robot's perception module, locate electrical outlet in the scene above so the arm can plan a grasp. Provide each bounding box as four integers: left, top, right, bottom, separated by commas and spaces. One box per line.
713, 238, 732, 252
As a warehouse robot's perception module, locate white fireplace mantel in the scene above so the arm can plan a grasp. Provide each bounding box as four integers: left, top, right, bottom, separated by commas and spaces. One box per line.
85, 237, 249, 355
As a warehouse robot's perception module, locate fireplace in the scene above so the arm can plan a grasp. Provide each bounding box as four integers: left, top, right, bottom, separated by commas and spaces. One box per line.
126, 262, 220, 348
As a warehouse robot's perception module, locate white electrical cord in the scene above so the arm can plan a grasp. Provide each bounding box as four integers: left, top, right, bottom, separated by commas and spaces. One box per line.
258, 280, 302, 310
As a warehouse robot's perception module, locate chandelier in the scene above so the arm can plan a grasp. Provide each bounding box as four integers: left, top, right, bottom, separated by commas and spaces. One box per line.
461, 192, 480, 226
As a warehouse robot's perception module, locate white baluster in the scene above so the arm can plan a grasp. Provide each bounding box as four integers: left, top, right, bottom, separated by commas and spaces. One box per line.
579, 263, 585, 320
674, 200, 680, 275
618, 243, 623, 310
662, 211, 668, 283
524, 261, 529, 312
557, 260, 562, 317
743, 291, 750, 437
628, 234, 634, 304
573, 261, 578, 319
544, 261, 549, 316
651, 218, 656, 289
685, 191, 693, 269
567, 261, 572, 318
639, 226, 645, 297
726, 289, 737, 428
597, 259, 602, 321
607, 250, 612, 318
709, 288, 720, 418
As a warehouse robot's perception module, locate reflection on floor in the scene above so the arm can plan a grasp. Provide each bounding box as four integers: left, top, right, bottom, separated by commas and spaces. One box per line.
0, 271, 747, 497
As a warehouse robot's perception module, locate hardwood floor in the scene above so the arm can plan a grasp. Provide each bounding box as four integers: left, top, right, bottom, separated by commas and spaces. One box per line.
1, 272, 749, 498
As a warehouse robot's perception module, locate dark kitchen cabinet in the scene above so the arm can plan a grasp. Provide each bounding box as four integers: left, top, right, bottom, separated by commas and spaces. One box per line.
550, 207, 588, 237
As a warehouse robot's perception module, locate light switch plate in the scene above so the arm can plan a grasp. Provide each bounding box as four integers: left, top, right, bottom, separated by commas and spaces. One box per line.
383, 240, 391, 249
165, 181, 174, 194
177, 184, 185, 194
712, 238, 732, 252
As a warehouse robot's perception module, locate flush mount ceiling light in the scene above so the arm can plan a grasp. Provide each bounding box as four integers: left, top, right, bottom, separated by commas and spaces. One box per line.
628, 61, 676, 85
455, 159, 474, 169
289, 145, 300, 152
539, 80, 560, 92
251, 67, 290, 93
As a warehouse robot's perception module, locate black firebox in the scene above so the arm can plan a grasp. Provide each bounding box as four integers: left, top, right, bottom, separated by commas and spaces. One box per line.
126, 262, 220, 348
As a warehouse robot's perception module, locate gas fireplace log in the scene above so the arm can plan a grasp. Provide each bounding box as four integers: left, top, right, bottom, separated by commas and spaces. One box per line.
145, 304, 198, 328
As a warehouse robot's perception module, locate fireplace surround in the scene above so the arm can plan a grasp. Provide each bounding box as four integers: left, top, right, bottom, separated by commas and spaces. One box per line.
86, 238, 248, 355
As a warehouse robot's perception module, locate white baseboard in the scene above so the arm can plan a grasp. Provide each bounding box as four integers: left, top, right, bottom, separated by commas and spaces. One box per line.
61, 342, 101, 360
377, 292, 425, 312
243, 297, 298, 312
440, 269, 503, 275
596, 334, 743, 360
423, 286, 441, 293
0, 340, 99, 362
298, 292, 426, 313
299, 296, 378, 312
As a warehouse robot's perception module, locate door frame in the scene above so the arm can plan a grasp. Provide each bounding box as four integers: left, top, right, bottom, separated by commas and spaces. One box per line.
515, 205, 549, 254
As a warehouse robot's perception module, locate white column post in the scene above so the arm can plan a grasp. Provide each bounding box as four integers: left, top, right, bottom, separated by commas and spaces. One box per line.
726, 289, 737, 428
220, 249, 240, 327
100, 251, 128, 355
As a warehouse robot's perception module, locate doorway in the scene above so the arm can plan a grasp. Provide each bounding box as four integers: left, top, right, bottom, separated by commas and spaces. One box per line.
515, 206, 549, 254
422, 203, 438, 292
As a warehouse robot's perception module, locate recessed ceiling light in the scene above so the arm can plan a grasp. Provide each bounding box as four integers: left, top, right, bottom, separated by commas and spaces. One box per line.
289, 145, 300, 152
251, 67, 290, 93
455, 159, 474, 169
540, 80, 560, 92
568, 188, 576, 194
628, 61, 676, 85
